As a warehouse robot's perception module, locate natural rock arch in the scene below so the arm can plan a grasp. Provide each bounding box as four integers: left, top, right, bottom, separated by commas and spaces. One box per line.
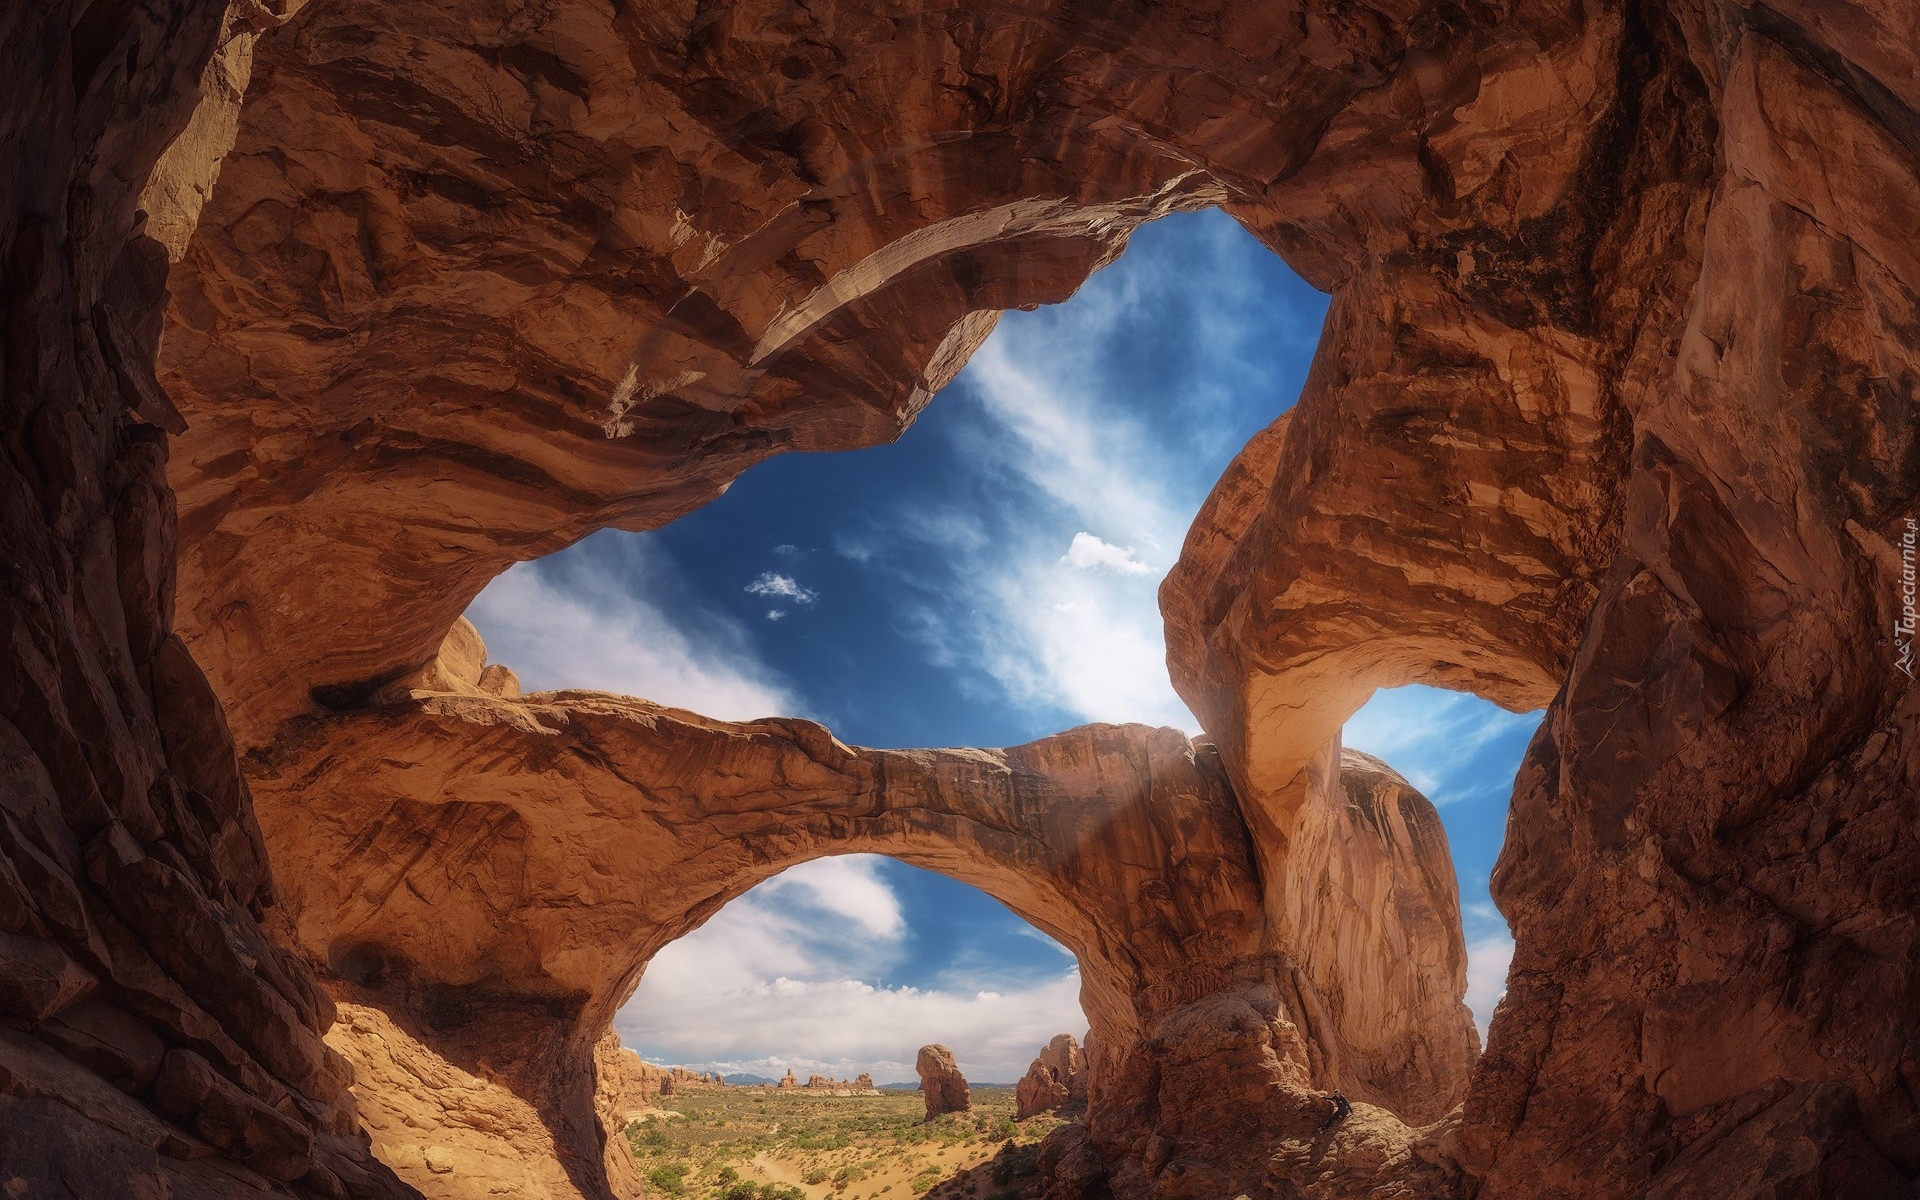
2, 0, 1916, 1199
252, 622, 1476, 1198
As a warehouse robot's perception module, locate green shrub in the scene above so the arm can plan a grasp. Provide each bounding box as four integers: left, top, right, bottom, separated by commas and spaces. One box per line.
986, 1118, 1016, 1142
721, 1183, 760, 1200
649, 1165, 689, 1195
803, 1170, 830, 1186
629, 1122, 676, 1155
714, 1168, 741, 1186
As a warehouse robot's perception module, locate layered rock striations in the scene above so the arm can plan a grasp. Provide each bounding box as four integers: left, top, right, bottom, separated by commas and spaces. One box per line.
236, 624, 1475, 1199
917, 1046, 971, 1120
155, 0, 1236, 748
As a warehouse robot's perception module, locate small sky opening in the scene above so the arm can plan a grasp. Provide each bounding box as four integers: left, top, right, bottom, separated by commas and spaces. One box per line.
617, 855, 1085, 1086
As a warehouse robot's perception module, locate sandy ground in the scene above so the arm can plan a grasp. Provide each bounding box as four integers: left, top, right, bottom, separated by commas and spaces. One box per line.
744, 1139, 1009, 1200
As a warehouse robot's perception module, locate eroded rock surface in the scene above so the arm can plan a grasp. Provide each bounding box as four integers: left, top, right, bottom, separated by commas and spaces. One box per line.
0, 1, 407, 1196
917, 1046, 971, 1120
235, 624, 1475, 1200
1161, 9, 1920, 1200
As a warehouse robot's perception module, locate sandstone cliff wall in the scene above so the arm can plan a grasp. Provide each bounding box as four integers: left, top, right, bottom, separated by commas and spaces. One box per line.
0, 0, 410, 1195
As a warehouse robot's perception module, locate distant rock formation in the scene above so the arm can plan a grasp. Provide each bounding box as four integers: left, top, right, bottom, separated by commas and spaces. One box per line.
590, 1038, 723, 1115
1015, 1035, 1087, 1119
917, 1045, 970, 1119
793, 1072, 875, 1095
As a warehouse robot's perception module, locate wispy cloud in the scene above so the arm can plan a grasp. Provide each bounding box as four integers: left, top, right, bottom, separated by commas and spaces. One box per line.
765, 855, 905, 939
465, 535, 797, 721
834, 211, 1323, 734
619, 856, 1083, 1083
745, 572, 818, 604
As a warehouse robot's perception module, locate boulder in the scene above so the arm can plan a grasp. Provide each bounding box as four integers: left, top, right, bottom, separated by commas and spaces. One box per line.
916, 1046, 970, 1119
1015, 1034, 1087, 1120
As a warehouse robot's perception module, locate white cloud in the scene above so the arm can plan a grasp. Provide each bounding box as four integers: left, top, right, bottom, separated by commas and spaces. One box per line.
866, 317, 1212, 731
619, 973, 1086, 1085
830, 533, 875, 563
762, 855, 905, 939
1464, 933, 1513, 1039
618, 856, 1084, 1083
745, 572, 818, 604
766, 609, 787, 621
465, 547, 796, 721
1060, 532, 1152, 576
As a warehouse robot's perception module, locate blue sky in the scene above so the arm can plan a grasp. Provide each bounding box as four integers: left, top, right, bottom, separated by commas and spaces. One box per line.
468, 210, 1537, 1083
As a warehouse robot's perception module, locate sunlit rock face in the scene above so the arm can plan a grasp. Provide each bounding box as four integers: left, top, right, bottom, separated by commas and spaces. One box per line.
246, 623, 1474, 1199
918, 1045, 972, 1119
1016, 1034, 1088, 1120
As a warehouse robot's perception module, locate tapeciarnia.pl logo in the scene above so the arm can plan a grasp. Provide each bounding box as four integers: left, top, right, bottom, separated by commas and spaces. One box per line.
1899, 517, 1917, 679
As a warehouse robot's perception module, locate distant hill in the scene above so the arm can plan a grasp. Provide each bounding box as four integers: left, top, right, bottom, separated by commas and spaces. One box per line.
722, 1073, 780, 1085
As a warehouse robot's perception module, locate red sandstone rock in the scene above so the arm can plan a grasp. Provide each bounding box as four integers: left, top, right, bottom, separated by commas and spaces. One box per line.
1016, 1035, 1087, 1120
236, 627, 1474, 1195
917, 1046, 971, 1120
6, 2, 1919, 1199
0, 1, 410, 1196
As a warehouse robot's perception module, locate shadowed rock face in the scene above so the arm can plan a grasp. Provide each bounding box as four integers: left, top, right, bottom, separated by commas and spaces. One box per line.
2, 1, 1917, 1200
247, 624, 1474, 1199
0, 0, 408, 1196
